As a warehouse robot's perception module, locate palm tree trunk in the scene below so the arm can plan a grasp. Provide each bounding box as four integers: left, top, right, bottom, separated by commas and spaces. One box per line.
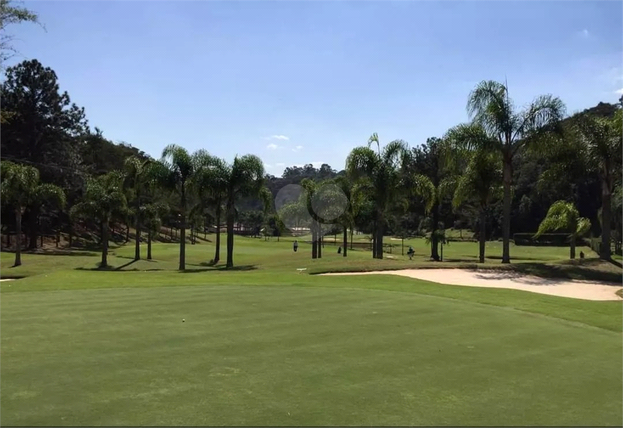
431, 206, 440, 261
147, 232, 152, 260
101, 220, 109, 268
226, 195, 235, 268
479, 209, 486, 263
376, 225, 384, 259
179, 189, 187, 271
312, 221, 318, 259
318, 227, 322, 259
502, 161, 512, 264
14, 208, 22, 267
570, 235, 576, 260
134, 195, 141, 260
343, 226, 348, 257
350, 228, 354, 250
214, 204, 221, 264
600, 180, 612, 260
28, 213, 38, 250
125, 223, 130, 243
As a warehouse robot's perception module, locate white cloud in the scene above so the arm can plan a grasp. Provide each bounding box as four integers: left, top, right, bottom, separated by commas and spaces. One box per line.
264, 135, 289, 141
266, 143, 278, 150
614, 88, 623, 95
292, 145, 303, 152
579, 29, 589, 38
264, 164, 273, 169
276, 162, 285, 167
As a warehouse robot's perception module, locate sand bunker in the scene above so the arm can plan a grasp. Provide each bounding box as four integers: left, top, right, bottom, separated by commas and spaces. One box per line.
322, 269, 623, 301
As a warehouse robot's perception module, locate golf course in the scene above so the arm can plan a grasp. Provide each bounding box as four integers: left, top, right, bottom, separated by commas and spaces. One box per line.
2, 237, 622, 426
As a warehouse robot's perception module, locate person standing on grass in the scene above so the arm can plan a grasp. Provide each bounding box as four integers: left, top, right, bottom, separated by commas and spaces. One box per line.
293, 240, 299, 252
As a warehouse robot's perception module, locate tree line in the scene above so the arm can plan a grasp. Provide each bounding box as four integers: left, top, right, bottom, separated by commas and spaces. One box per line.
1, 58, 622, 270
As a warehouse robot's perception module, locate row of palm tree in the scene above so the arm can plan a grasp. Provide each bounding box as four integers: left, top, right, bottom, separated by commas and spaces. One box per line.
3, 80, 620, 267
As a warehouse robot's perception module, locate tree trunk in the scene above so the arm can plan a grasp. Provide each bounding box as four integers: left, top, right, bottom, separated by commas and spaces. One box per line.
600, 179, 612, 260
147, 232, 152, 260
179, 189, 187, 270
376, 223, 384, 259
318, 227, 322, 259
14, 208, 22, 267
479, 209, 486, 263
68, 225, 73, 247
312, 221, 318, 259
343, 226, 348, 257
126, 223, 130, 243
101, 220, 109, 268
134, 195, 141, 260
226, 194, 235, 268
570, 235, 576, 260
502, 160, 512, 263
431, 206, 440, 261
350, 228, 354, 250
214, 204, 221, 264
27, 207, 38, 250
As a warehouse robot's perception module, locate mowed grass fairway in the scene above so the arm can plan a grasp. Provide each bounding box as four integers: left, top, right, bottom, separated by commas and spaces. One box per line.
2, 236, 622, 425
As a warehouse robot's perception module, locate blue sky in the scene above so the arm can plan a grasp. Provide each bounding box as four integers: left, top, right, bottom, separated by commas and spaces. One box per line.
6, 1, 623, 176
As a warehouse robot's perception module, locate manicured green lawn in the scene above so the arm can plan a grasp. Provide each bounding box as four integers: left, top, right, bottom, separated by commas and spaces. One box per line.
3, 285, 621, 426
1, 237, 622, 425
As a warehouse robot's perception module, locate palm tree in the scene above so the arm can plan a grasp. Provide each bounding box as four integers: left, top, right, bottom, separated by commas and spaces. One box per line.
571, 111, 622, 259
124, 156, 153, 261
1, 161, 66, 266
535, 201, 591, 259
346, 134, 410, 259
160, 145, 196, 270
142, 202, 168, 260
466, 80, 565, 263
192, 151, 229, 264
221, 155, 271, 268
70, 171, 126, 268
446, 124, 503, 263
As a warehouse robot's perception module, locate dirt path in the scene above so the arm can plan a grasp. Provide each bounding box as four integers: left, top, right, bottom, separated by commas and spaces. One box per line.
321, 269, 623, 301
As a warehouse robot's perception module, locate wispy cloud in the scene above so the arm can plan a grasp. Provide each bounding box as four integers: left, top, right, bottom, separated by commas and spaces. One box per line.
615, 88, 623, 95
579, 29, 590, 38
266, 143, 279, 150
264, 135, 289, 141
276, 162, 285, 167
292, 145, 303, 152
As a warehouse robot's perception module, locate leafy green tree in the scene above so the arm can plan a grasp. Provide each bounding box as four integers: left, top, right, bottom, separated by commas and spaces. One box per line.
1, 161, 66, 266
159, 145, 197, 270
446, 124, 503, 263
191, 152, 229, 264
221, 155, 271, 268
466, 80, 565, 263
70, 172, 126, 268
346, 134, 410, 259
535, 201, 591, 259
124, 156, 155, 261
0, 0, 41, 65
570, 111, 622, 259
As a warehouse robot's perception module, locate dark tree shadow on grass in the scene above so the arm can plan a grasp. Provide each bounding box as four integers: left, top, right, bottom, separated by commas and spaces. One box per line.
180, 265, 258, 273
467, 262, 622, 285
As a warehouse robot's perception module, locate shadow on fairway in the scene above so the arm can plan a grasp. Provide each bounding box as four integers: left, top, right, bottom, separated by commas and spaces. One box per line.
468, 262, 622, 285
181, 265, 258, 273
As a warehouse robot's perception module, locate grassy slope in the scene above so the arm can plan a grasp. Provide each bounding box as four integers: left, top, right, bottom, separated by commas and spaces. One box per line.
1, 237, 622, 425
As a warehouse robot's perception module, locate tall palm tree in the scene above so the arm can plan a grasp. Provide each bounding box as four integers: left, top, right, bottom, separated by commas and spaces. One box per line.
70, 171, 126, 268
346, 134, 410, 259
535, 201, 591, 260
221, 155, 271, 268
192, 151, 229, 264
124, 156, 153, 261
446, 124, 503, 263
142, 202, 168, 260
466, 80, 565, 263
571, 111, 622, 259
160, 145, 196, 270
1, 161, 66, 267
